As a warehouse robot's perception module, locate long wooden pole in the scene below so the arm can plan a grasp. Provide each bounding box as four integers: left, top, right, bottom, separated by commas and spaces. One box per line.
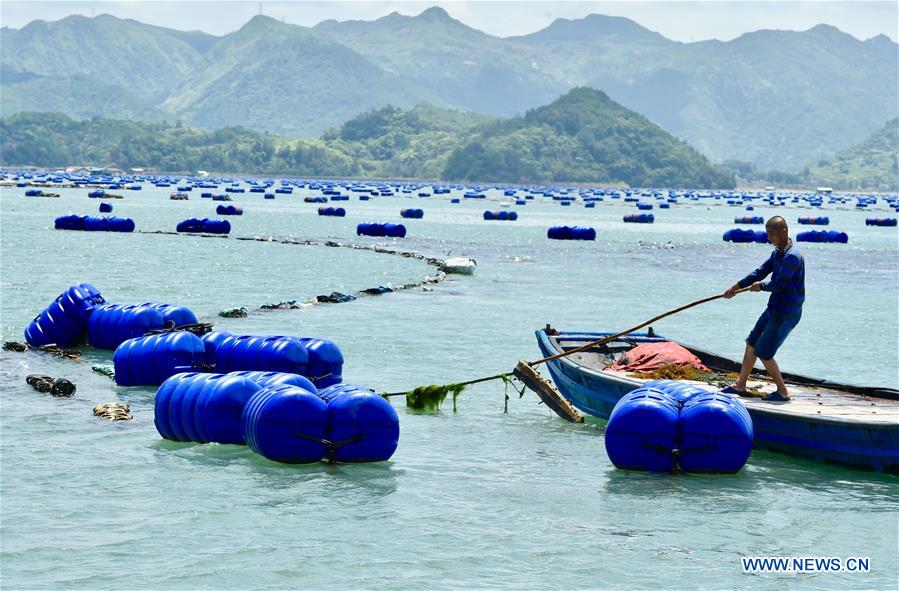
382, 288, 750, 397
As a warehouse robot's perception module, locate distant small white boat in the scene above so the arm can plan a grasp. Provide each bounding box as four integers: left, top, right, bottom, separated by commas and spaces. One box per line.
442, 257, 476, 275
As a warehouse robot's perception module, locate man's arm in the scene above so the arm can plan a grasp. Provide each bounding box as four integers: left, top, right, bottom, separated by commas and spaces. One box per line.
724, 256, 772, 298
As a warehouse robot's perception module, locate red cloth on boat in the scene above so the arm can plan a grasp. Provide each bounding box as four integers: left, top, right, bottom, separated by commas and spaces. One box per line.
608, 341, 709, 372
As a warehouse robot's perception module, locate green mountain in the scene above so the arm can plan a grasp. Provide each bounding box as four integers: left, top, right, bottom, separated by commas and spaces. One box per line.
1, 15, 207, 103
161, 15, 441, 137
443, 88, 734, 187
1, 94, 734, 188
807, 118, 899, 191
314, 7, 560, 117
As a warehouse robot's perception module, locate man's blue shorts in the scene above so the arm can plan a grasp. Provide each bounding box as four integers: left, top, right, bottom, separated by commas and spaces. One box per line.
746, 309, 801, 361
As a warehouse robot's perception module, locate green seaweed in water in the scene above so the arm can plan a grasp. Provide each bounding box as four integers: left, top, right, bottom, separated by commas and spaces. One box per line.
405, 383, 467, 411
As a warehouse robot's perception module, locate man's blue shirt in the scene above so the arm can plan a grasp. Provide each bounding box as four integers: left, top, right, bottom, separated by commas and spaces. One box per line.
738, 239, 805, 316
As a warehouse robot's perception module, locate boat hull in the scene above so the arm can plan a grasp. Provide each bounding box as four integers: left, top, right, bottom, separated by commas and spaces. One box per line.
536, 330, 899, 473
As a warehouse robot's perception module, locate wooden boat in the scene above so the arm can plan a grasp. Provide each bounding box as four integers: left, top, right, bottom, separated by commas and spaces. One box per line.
535, 328, 899, 473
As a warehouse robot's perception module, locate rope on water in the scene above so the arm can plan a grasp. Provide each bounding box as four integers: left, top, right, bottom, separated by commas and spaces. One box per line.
93, 403, 132, 421
144, 322, 213, 337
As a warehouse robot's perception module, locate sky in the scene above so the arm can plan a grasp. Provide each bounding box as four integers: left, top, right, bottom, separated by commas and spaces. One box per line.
1, 1, 896, 42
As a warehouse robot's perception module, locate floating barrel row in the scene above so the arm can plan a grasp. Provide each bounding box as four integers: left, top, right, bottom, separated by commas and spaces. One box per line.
155, 374, 398, 463
200, 332, 343, 388
55, 215, 135, 232
723, 228, 768, 243
318, 206, 346, 217
176, 218, 231, 234
796, 230, 848, 243
866, 218, 897, 226
99, 202, 113, 213
624, 213, 654, 224
400, 208, 424, 219
216, 204, 243, 215
734, 216, 763, 225
797, 216, 829, 225
88, 302, 198, 350
356, 223, 407, 238
547, 226, 596, 240
483, 210, 518, 221
605, 380, 753, 473
24, 283, 106, 347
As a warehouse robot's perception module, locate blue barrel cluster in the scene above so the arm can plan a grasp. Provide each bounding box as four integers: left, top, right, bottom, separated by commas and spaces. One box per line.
605, 380, 753, 473
99, 202, 113, 213
723, 228, 768, 243
734, 216, 763, 224
623, 213, 654, 224
796, 230, 848, 243
400, 208, 424, 219
114, 331, 206, 386
216, 204, 243, 215
483, 211, 518, 221
200, 332, 343, 388
866, 218, 897, 226
176, 218, 231, 234
356, 222, 407, 238
798, 216, 829, 225
155, 375, 399, 464
547, 226, 596, 240
24, 283, 106, 347
318, 206, 346, 217
55, 215, 135, 232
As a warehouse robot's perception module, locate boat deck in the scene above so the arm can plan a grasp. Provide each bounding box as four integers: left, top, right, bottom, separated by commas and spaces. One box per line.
552, 335, 899, 425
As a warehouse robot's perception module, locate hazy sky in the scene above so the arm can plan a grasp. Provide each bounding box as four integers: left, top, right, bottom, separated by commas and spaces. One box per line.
2, 1, 896, 42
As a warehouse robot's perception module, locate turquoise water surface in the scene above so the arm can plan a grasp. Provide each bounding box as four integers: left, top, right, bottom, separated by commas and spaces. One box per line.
1, 184, 897, 590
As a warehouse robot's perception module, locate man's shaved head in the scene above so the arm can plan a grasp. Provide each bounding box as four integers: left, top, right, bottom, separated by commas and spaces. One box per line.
766, 216, 788, 231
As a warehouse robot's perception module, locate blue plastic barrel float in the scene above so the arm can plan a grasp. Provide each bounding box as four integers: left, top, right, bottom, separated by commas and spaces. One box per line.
547, 226, 596, 240
483, 210, 518, 221
400, 208, 424, 219
604, 387, 680, 472
676, 391, 754, 473
242, 384, 328, 463
99, 202, 113, 213
604, 381, 753, 473
113, 331, 206, 386
55, 215, 135, 232
317, 206, 347, 217
24, 283, 105, 347
637, 203, 653, 210
318, 384, 400, 462
88, 189, 106, 198
226, 370, 317, 394
723, 228, 768, 243
137, 302, 198, 328
796, 230, 848, 243
216, 204, 243, 215
623, 213, 655, 224
86, 303, 173, 350
797, 216, 829, 225
734, 216, 763, 224
176, 218, 231, 234
356, 222, 407, 238
199, 332, 344, 387
866, 217, 897, 226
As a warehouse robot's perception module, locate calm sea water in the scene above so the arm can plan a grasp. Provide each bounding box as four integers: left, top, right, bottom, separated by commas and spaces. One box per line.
1, 183, 897, 590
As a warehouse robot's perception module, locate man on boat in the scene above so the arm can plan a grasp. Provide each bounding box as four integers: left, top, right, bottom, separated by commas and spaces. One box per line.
722, 216, 805, 402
